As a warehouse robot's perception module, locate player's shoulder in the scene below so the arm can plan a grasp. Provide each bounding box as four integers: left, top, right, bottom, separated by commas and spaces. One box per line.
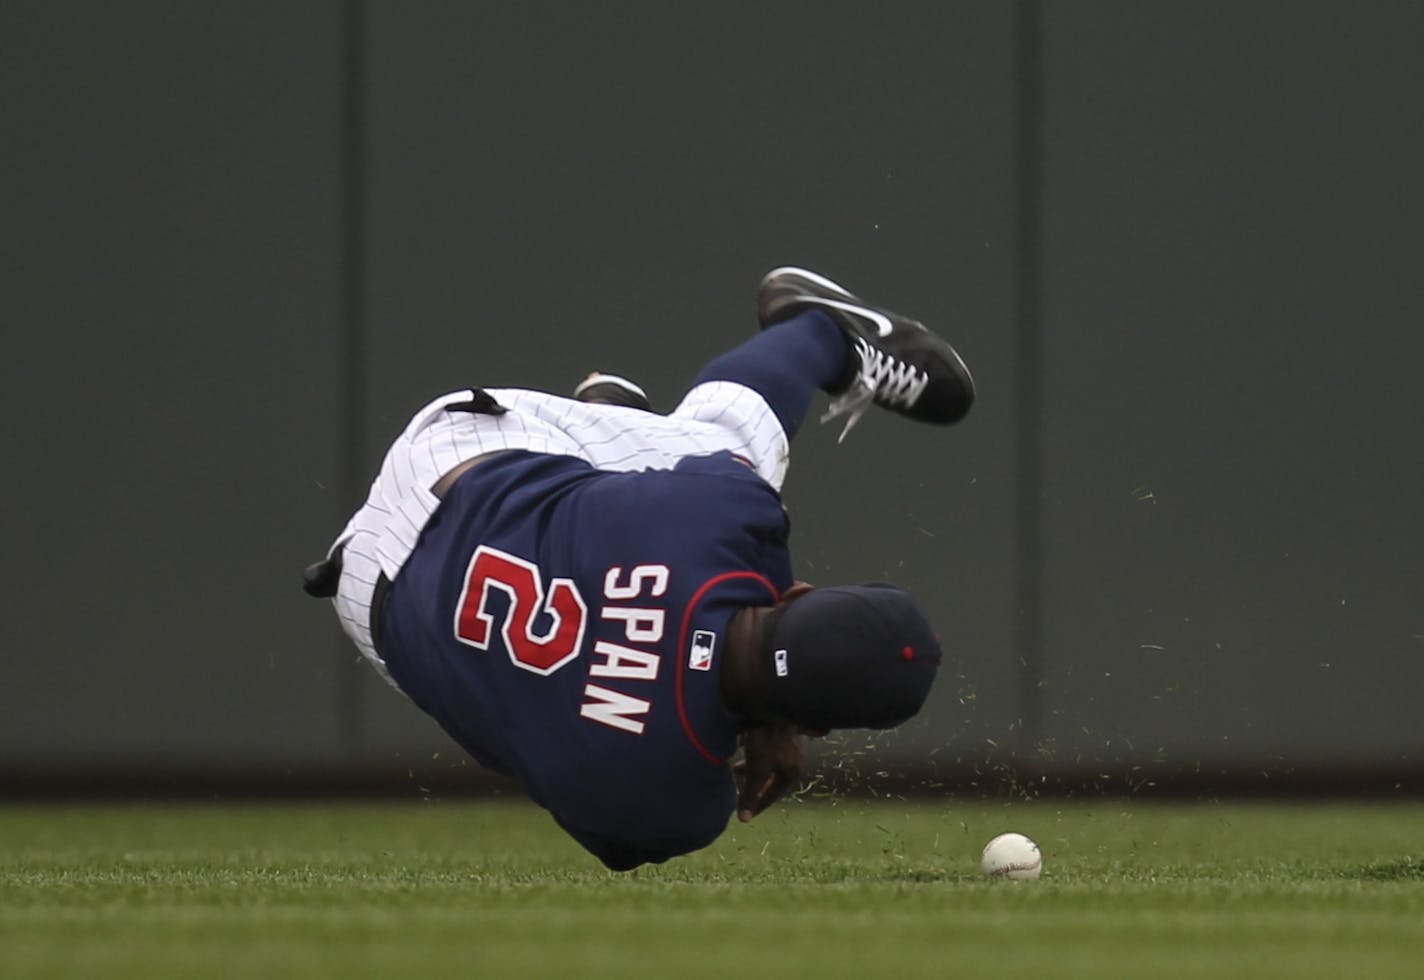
671, 450, 765, 481
574, 450, 781, 509
662, 451, 786, 522
667, 451, 785, 508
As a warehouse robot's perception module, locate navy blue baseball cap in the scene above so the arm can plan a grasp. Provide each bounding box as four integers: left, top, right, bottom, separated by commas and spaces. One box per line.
765, 583, 942, 731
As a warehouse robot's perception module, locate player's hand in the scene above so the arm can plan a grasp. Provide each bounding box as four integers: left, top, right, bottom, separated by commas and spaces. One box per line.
733, 725, 806, 822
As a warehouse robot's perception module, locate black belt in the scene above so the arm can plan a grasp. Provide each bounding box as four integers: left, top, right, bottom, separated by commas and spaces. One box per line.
368, 572, 393, 656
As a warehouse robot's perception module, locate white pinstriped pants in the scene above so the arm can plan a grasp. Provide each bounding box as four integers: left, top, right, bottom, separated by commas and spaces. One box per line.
327, 381, 790, 683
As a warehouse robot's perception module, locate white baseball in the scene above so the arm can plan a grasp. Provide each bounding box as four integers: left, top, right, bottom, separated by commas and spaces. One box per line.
980, 832, 1043, 881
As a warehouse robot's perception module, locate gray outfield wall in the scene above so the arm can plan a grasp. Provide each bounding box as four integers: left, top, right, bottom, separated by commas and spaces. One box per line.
3, 2, 1421, 792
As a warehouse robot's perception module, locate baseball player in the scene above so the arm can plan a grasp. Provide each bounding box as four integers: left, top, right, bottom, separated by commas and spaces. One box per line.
304, 267, 974, 870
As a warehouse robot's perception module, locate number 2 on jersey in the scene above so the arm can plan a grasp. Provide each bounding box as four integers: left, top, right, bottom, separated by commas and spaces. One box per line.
454, 545, 589, 675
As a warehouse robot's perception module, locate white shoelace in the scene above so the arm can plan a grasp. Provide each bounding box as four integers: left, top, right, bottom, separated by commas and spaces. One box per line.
820, 340, 929, 442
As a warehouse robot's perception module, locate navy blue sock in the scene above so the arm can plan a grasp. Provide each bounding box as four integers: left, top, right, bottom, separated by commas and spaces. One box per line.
691, 311, 853, 438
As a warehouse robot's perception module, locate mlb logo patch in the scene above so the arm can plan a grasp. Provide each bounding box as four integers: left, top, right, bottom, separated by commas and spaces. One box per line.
689, 630, 716, 671
774, 649, 789, 677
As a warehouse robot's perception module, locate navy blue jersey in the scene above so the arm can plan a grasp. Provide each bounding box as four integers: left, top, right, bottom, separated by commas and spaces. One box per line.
380, 450, 794, 870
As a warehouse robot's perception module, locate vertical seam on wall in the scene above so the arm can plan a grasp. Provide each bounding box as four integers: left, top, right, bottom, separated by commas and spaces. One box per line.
1013, 0, 1045, 765
338, 0, 368, 760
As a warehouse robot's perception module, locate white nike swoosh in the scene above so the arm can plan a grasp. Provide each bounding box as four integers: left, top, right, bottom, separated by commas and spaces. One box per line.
808, 296, 894, 338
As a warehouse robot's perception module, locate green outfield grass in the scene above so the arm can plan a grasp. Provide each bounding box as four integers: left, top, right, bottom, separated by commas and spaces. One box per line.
3, 797, 1423, 979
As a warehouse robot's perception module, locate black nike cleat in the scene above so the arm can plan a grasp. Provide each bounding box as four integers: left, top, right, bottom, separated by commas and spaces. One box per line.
573, 372, 655, 412
758, 266, 975, 439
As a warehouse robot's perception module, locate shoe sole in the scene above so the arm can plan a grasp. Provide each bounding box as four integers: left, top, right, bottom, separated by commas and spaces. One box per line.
759, 266, 856, 299
572, 372, 654, 411
758, 266, 864, 328
573, 372, 649, 401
